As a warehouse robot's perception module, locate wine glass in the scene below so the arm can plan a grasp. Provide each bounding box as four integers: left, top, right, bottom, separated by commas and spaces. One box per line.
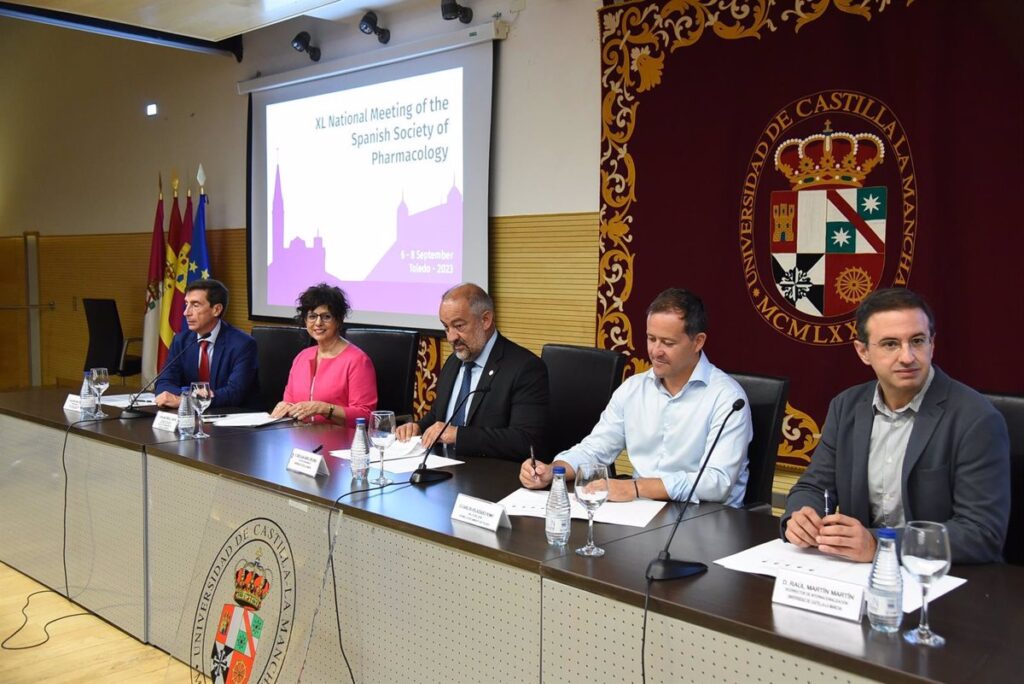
369, 410, 396, 486
190, 382, 214, 439
574, 463, 609, 557
901, 520, 951, 647
90, 368, 110, 418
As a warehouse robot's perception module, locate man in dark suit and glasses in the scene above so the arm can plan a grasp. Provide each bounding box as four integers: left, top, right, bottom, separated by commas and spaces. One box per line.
781, 288, 1010, 563
396, 283, 548, 461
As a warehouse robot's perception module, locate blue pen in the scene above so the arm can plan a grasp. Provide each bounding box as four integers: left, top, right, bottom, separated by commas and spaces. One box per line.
823, 489, 831, 517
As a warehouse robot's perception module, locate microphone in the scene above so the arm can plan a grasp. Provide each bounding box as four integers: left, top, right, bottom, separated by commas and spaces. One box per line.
645, 398, 746, 581
120, 332, 211, 419
409, 386, 490, 485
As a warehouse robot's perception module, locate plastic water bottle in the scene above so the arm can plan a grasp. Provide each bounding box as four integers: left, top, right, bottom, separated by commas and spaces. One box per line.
79, 371, 97, 419
545, 466, 571, 546
351, 417, 370, 479
177, 387, 195, 438
866, 527, 903, 633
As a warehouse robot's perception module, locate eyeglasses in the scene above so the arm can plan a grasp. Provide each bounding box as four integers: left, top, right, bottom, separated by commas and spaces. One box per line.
869, 335, 932, 355
305, 312, 335, 323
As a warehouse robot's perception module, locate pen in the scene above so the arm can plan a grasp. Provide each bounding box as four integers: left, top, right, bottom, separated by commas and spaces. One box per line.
312, 444, 323, 454
203, 414, 227, 421
530, 445, 536, 470
824, 489, 831, 517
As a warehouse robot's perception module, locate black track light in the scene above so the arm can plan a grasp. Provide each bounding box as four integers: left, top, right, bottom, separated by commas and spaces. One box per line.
359, 11, 390, 44
440, 0, 472, 24
291, 31, 321, 62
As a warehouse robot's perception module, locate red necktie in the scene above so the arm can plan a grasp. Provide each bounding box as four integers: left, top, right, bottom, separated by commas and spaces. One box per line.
198, 340, 211, 382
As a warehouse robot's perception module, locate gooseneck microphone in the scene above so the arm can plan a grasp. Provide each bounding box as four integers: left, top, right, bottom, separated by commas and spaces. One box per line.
120, 332, 211, 419
409, 386, 490, 485
645, 398, 746, 581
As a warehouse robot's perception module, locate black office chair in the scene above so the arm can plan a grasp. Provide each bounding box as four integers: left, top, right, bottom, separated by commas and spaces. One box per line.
83, 298, 142, 382
345, 327, 419, 423
541, 344, 627, 462
252, 326, 314, 412
729, 372, 790, 513
983, 392, 1023, 565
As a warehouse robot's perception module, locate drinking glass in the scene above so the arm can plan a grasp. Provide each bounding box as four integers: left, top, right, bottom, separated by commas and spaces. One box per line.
574, 463, 609, 557
370, 410, 396, 486
190, 382, 214, 439
90, 367, 110, 418
901, 520, 951, 647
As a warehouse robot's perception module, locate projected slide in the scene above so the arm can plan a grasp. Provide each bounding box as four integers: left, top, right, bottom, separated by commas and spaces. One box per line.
265, 67, 464, 317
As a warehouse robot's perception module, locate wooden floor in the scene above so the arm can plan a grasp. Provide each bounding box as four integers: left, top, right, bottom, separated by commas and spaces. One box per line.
0, 562, 193, 683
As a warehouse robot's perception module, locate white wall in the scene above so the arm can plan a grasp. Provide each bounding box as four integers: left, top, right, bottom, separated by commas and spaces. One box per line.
0, 0, 599, 236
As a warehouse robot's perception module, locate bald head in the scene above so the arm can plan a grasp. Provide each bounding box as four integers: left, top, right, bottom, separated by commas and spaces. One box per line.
439, 283, 495, 362
442, 282, 494, 318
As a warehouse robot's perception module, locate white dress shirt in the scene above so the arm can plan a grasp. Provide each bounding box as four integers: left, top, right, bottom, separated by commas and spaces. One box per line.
557, 353, 753, 505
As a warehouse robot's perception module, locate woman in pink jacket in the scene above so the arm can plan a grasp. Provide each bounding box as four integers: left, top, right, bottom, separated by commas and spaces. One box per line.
270, 284, 377, 426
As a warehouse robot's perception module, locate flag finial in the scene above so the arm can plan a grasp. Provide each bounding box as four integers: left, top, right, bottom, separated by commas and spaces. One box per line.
197, 164, 206, 194
171, 173, 180, 197
158, 172, 163, 201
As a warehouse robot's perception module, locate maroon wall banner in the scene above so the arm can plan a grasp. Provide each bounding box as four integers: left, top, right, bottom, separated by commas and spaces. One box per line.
597, 0, 1023, 469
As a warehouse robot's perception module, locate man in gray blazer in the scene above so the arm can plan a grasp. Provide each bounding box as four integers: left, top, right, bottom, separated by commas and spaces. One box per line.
782, 288, 1010, 564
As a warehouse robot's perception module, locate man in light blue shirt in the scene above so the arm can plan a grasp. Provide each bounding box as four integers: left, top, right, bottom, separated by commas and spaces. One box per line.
520, 288, 752, 504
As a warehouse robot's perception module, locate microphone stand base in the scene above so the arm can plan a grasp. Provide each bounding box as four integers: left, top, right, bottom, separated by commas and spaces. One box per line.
409, 468, 453, 485
119, 409, 149, 419
645, 557, 708, 581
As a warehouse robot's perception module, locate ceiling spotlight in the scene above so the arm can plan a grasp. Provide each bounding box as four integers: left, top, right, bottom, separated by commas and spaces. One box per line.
291, 31, 321, 62
440, 0, 472, 24
359, 11, 390, 44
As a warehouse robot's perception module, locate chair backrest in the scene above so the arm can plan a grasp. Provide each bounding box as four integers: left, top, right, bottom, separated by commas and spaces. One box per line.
983, 392, 1023, 565
83, 298, 126, 372
541, 344, 627, 459
252, 326, 313, 412
729, 372, 790, 510
345, 327, 419, 419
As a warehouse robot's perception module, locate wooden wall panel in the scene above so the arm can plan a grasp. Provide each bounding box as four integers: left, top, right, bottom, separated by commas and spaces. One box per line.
490, 212, 599, 354
0, 236, 30, 390
37, 229, 253, 386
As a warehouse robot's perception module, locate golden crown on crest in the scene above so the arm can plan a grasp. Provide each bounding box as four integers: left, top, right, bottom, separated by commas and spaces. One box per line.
233, 554, 273, 611
774, 120, 885, 190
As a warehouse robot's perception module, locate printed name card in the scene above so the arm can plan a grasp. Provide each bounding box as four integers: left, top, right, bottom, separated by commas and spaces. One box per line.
451, 493, 510, 532
287, 448, 330, 478
152, 411, 179, 433
772, 571, 864, 622
63, 394, 81, 412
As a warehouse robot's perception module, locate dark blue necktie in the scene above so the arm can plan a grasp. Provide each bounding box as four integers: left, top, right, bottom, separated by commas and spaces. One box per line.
450, 361, 475, 427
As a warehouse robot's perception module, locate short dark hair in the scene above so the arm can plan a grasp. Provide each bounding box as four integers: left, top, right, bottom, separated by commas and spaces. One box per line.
647, 288, 707, 336
295, 283, 351, 325
855, 288, 936, 342
185, 278, 228, 316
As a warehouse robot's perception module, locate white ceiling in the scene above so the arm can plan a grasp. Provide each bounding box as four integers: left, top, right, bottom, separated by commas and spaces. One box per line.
2, 0, 412, 42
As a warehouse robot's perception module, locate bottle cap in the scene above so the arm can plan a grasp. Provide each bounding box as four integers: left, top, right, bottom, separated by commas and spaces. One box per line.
552, 466, 566, 475
878, 527, 897, 540
180, 387, 189, 392
355, 417, 367, 424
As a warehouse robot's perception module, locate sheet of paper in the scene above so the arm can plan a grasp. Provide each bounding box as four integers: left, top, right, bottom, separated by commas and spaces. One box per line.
497, 488, 666, 528
210, 412, 291, 427
714, 538, 966, 612
330, 439, 463, 474
101, 393, 155, 408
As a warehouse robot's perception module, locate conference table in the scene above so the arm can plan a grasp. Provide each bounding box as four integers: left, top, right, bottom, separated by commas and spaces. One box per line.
1, 388, 1020, 683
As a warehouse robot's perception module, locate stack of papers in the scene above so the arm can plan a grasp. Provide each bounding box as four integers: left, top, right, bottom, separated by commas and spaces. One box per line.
209, 412, 293, 428
714, 539, 966, 612
102, 393, 155, 407
498, 488, 666, 528
330, 438, 463, 474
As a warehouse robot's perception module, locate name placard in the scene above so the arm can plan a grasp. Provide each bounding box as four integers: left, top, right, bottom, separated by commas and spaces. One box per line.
152, 411, 179, 433
451, 493, 510, 532
63, 394, 82, 412
772, 571, 864, 622
287, 448, 330, 478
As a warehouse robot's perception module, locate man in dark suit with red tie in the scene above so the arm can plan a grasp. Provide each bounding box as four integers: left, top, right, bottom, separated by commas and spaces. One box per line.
155, 279, 259, 410
396, 283, 548, 461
